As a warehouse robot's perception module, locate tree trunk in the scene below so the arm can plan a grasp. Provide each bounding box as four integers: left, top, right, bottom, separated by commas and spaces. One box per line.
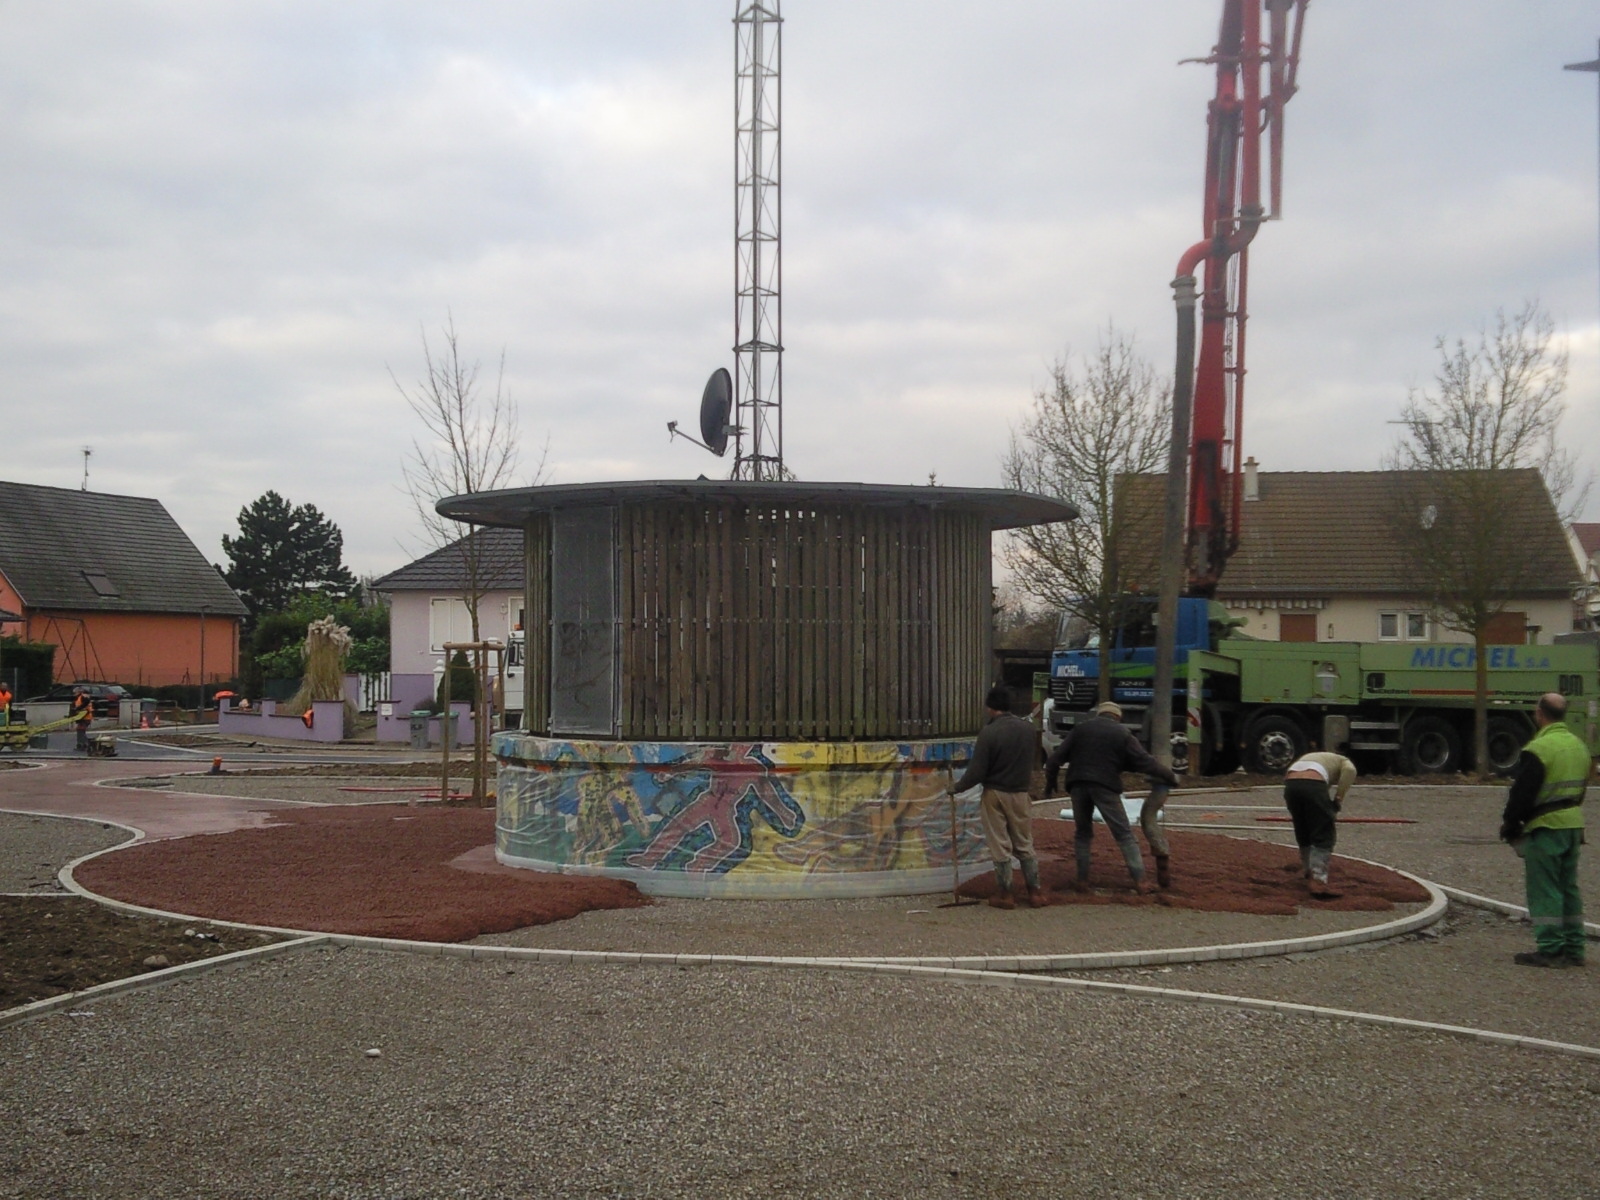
1473, 624, 1489, 781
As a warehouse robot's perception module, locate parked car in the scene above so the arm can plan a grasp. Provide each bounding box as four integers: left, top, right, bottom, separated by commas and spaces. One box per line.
24, 682, 131, 718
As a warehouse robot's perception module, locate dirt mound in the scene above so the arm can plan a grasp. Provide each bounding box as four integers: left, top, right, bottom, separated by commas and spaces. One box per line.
958, 819, 1429, 915
75, 806, 649, 942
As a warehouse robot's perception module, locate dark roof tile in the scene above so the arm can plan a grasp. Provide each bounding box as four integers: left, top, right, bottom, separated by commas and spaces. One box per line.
0, 481, 247, 617
1117, 469, 1578, 598
372, 527, 524, 591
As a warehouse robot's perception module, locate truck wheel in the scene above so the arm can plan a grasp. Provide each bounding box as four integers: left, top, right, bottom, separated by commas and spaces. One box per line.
1484, 717, 1526, 776
1243, 715, 1307, 775
1399, 716, 1461, 775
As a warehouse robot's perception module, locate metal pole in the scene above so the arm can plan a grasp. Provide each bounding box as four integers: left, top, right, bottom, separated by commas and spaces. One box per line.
1151, 275, 1199, 772
441, 656, 451, 805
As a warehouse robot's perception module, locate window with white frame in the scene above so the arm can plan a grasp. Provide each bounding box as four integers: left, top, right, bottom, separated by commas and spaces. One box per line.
1379, 610, 1430, 641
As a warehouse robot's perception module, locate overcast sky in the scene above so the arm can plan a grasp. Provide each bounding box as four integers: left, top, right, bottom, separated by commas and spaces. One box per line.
2, 2, 1597, 578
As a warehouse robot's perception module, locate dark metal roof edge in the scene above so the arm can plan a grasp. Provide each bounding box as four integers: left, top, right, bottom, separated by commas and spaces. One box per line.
436, 479, 1078, 531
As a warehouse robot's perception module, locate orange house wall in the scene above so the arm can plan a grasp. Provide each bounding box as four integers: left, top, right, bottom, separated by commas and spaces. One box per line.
19, 609, 240, 687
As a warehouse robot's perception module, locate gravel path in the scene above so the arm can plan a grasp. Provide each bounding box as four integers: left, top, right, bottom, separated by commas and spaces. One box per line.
2, 948, 1595, 1200
4, 772, 1599, 1197
0, 810, 127, 893
479, 891, 1405, 959
1055, 903, 1600, 1047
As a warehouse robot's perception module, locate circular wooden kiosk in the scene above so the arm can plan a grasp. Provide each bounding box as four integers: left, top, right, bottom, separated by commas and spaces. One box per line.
438, 480, 1076, 897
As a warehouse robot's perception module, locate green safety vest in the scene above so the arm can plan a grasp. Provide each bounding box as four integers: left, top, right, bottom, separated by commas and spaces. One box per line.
1524, 722, 1589, 833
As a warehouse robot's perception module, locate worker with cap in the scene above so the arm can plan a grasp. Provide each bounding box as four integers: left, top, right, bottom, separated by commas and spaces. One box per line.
1044, 701, 1178, 894
1500, 692, 1590, 968
947, 684, 1046, 909
1282, 751, 1357, 899
70, 686, 93, 751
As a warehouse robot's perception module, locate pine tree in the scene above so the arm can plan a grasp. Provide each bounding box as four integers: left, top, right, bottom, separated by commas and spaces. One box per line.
222, 491, 357, 622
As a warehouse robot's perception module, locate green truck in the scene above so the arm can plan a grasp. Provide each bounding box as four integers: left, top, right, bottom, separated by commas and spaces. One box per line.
1045, 597, 1599, 775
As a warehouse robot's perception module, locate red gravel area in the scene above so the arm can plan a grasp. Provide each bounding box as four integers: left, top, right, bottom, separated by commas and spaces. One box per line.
74, 805, 648, 942
957, 819, 1429, 914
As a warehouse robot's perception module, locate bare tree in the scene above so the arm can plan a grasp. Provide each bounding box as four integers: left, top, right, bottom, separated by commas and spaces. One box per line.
1001, 328, 1171, 700
395, 315, 546, 643
1385, 301, 1588, 776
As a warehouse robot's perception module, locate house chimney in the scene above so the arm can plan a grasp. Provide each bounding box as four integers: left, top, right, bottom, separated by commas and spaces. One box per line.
1243, 456, 1260, 502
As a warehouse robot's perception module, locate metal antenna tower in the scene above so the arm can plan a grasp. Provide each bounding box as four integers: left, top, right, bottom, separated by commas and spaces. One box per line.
733, 1, 782, 481
1566, 40, 1600, 325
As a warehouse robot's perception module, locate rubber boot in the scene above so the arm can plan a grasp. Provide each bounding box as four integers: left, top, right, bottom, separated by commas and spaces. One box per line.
1073, 842, 1093, 893
1119, 837, 1151, 894
1020, 855, 1047, 908
1155, 855, 1172, 890
1307, 847, 1340, 899
989, 861, 1016, 910
1299, 846, 1313, 879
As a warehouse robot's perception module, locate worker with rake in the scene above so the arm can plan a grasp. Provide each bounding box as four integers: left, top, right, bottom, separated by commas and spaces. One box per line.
947, 685, 1046, 910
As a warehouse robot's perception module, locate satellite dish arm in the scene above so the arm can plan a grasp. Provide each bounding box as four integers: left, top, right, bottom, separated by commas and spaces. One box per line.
667, 420, 718, 454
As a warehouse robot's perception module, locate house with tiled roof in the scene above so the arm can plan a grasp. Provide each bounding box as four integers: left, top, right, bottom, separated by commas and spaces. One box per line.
0, 481, 248, 688
371, 527, 525, 728
1569, 522, 1600, 629
1117, 466, 1582, 646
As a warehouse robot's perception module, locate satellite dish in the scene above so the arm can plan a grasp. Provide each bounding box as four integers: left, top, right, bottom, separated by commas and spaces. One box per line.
700, 368, 733, 457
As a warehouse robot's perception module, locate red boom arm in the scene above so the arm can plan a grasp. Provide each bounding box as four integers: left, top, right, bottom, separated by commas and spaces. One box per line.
1175, 0, 1306, 594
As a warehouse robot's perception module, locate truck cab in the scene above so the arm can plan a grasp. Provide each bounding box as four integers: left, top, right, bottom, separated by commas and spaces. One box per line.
1043, 596, 1222, 759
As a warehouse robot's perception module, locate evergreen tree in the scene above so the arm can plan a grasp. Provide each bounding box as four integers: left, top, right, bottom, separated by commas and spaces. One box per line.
222, 491, 357, 622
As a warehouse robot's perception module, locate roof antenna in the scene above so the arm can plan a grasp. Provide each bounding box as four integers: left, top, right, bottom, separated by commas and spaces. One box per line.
81, 446, 92, 491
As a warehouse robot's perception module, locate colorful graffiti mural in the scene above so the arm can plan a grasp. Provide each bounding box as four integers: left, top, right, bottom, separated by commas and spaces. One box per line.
493, 734, 988, 898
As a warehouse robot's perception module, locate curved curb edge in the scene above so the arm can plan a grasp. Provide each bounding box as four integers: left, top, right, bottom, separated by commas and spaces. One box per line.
1437, 884, 1600, 940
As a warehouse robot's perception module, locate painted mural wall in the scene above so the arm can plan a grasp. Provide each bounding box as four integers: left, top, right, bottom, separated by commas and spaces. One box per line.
494, 734, 988, 898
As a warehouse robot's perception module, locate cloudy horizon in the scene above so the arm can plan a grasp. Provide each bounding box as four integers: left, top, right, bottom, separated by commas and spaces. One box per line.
2, 2, 1597, 579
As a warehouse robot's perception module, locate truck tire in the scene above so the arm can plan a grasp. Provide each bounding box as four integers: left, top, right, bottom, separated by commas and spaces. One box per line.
1399, 715, 1462, 775
1242, 714, 1307, 775
1484, 716, 1527, 776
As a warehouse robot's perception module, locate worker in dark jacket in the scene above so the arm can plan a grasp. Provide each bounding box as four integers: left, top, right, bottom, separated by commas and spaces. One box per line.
1044, 701, 1178, 893
948, 685, 1044, 909
1500, 693, 1589, 968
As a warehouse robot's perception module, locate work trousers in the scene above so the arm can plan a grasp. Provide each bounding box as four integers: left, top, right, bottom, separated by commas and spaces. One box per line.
1520, 827, 1586, 961
1069, 783, 1145, 883
1141, 782, 1171, 858
1284, 778, 1337, 883
979, 788, 1035, 864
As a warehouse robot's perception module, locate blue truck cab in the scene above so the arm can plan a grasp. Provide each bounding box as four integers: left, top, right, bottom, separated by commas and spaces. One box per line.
1043, 597, 1218, 753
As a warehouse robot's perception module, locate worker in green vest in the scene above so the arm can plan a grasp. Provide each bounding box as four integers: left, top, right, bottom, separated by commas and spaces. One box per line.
1499, 692, 1590, 968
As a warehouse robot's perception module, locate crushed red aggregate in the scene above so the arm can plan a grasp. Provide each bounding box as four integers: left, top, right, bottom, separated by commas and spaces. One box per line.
75, 805, 649, 942
959, 818, 1430, 914
72, 808, 1427, 944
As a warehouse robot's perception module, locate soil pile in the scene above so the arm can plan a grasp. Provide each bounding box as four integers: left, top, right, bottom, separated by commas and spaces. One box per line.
75, 806, 649, 942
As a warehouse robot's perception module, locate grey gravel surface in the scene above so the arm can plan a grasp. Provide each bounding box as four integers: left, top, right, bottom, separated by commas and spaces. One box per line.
3, 947, 1597, 1200
1055, 902, 1600, 1047
0, 810, 128, 892
478, 890, 1409, 959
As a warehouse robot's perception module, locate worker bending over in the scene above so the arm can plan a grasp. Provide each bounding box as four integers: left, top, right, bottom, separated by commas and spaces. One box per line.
1282, 752, 1357, 899
948, 685, 1045, 910
1044, 701, 1178, 894
1500, 692, 1588, 969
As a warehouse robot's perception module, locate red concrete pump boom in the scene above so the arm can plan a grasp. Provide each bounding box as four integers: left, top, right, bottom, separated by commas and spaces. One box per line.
1175, 0, 1306, 594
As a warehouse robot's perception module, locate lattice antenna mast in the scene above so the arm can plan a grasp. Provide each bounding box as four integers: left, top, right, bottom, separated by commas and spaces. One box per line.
733, 1, 782, 481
